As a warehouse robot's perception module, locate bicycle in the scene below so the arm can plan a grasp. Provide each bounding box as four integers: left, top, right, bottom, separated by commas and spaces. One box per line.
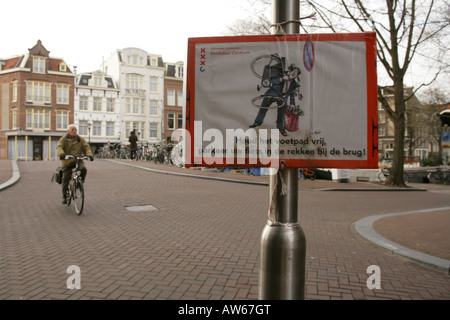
427, 167, 450, 184
64, 155, 92, 215
299, 168, 316, 180
378, 167, 409, 183
250, 53, 303, 112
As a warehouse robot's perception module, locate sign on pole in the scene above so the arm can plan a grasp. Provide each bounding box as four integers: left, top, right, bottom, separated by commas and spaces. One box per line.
442, 131, 450, 149
185, 32, 378, 169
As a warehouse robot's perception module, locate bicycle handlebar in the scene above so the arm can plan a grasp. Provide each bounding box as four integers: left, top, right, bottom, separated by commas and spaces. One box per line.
65, 155, 93, 161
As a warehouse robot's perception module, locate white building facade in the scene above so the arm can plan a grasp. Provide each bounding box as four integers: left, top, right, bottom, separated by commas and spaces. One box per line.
103, 47, 165, 146
74, 70, 121, 151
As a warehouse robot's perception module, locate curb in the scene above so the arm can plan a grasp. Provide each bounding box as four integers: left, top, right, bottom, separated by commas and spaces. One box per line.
108, 160, 428, 192
355, 207, 450, 275
310, 186, 427, 192
0, 160, 20, 191
106, 160, 268, 186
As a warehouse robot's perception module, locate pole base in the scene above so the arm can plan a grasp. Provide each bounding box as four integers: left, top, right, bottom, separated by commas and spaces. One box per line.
259, 221, 306, 300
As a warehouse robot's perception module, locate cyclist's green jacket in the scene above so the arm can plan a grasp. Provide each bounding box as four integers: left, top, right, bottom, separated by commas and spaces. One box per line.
56, 134, 93, 167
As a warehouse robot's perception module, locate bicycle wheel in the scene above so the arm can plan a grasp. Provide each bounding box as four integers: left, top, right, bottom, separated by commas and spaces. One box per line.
403, 173, 409, 184
246, 168, 256, 176
429, 171, 441, 184
251, 95, 285, 109
250, 55, 273, 79
73, 181, 84, 215
378, 170, 388, 182
66, 181, 73, 206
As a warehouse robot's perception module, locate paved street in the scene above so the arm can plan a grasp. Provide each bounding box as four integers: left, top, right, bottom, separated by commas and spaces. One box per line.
0, 159, 449, 300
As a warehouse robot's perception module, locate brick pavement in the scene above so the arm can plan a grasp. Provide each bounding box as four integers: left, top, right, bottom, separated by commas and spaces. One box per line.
0, 160, 12, 186
0, 159, 449, 300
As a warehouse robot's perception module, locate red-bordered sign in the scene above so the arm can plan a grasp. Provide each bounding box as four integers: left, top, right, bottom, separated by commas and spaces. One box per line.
303, 40, 314, 71
185, 32, 378, 169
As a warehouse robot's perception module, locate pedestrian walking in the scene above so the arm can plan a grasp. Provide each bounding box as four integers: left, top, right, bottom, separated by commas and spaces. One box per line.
129, 131, 138, 161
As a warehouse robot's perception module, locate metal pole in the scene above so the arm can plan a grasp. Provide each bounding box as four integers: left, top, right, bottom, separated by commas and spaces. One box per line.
259, 0, 306, 300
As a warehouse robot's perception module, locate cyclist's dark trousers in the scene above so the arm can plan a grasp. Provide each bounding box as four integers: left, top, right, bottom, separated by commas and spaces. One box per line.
61, 161, 87, 196
254, 97, 286, 129
130, 150, 137, 160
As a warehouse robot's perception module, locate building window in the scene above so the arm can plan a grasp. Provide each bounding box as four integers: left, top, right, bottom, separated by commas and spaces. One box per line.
167, 89, 175, 106
79, 120, 88, 136
150, 58, 157, 66
168, 113, 175, 130
150, 77, 158, 92
79, 96, 89, 111
57, 84, 69, 104
133, 123, 139, 136
126, 74, 144, 94
178, 113, 183, 129
133, 99, 139, 114
149, 100, 158, 116
26, 109, 50, 130
59, 63, 67, 72
56, 110, 69, 130
33, 56, 45, 73
106, 98, 115, 112
139, 122, 145, 140
92, 121, 101, 136
26, 81, 51, 105
149, 123, 158, 138
126, 98, 144, 115
94, 76, 102, 87
126, 98, 131, 114
106, 122, 115, 137
128, 54, 143, 66
125, 122, 131, 138
93, 97, 102, 112
12, 109, 18, 129
177, 90, 183, 106
12, 81, 18, 102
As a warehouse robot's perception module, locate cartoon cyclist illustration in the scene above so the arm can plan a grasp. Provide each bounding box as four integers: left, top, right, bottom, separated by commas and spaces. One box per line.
249, 53, 303, 136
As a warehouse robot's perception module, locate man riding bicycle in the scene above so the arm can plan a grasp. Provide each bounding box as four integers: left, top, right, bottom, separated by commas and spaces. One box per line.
57, 124, 94, 204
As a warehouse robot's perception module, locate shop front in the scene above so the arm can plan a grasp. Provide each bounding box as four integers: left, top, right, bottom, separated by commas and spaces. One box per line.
6, 132, 63, 161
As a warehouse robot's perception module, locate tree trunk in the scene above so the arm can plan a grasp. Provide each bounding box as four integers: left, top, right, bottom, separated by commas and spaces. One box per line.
387, 80, 407, 187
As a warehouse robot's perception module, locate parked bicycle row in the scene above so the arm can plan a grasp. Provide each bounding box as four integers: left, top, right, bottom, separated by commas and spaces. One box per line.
378, 166, 450, 184
95, 142, 177, 165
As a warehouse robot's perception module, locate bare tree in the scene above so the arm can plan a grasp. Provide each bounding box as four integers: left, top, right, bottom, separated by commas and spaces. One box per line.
327, 0, 449, 186
225, 0, 449, 186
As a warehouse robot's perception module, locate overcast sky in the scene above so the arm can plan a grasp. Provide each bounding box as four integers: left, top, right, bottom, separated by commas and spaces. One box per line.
1, 0, 253, 73
2, 0, 447, 97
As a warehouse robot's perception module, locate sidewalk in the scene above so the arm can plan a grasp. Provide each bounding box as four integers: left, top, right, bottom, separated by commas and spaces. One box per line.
1, 159, 449, 275
1, 159, 449, 300
107, 159, 450, 274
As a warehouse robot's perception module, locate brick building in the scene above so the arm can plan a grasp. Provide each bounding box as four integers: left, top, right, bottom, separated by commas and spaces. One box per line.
163, 61, 184, 144
0, 40, 75, 160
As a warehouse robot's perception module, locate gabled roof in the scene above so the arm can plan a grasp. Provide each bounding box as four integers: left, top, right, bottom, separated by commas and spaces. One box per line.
0, 56, 24, 70
28, 40, 50, 57
0, 40, 72, 74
